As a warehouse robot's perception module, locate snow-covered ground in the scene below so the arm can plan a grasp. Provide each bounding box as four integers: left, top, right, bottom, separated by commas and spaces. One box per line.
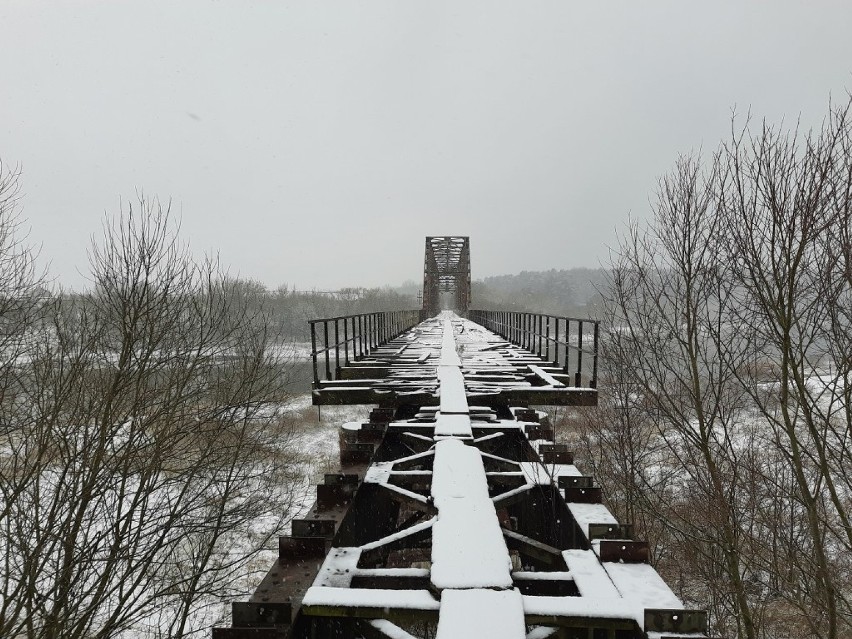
222, 396, 370, 593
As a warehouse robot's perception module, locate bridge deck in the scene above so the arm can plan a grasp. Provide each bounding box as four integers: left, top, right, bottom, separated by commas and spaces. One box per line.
313, 313, 597, 408
214, 313, 712, 639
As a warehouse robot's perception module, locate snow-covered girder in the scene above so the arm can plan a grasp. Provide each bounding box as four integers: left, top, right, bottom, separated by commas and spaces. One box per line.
309, 310, 599, 408
214, 311, 714, 639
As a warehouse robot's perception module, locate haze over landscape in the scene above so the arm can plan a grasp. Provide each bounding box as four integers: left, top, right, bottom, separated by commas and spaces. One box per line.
3, 4, 852, 639
3, 1, 852, 289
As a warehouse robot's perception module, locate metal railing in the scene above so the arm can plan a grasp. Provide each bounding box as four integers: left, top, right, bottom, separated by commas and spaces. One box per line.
468, 310, 599, 388
309, 311, 421, 384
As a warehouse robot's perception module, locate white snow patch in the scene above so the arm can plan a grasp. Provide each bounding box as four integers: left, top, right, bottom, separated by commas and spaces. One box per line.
430, 439, 513, 590
434, 413, 473, 437
437, 366, 469, 414
526, 627, 559, 639
562, 549, 621, 599
435, 589, 525, 639
368, 619, 420, 639
603, 562, 683, 609
523, 595, 644, 625
520, 461, 582, 485
302, 587, 439, 610
314, 547, 360, 588
364, 461, 393, 484
567, 503, 619, 538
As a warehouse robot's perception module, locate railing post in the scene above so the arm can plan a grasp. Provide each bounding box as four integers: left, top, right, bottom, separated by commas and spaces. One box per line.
344, 317, 350, 366
537, 314, 542, 357
527, 313, 531, 350
527, 313, 535, 353
334, 318, 340, 379
528, 313, 533, 351
519, 313, 524, 348
323, 320, 331, 380
545, 316, 551, 363
310, 321, 319, 385
562, 318, 570, 374
592, 321, 599, 389
576, 320, 584, 387
363, 314, 368, 354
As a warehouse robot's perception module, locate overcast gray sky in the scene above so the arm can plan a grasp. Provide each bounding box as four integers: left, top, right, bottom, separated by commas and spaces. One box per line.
2, 1, 851, 290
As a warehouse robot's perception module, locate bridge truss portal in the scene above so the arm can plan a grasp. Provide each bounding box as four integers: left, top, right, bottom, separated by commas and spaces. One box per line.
422, 236, 471, 316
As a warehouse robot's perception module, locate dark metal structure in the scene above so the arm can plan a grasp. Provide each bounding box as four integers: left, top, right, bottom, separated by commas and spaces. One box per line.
308, 311, 421, 386
214, 314, 713, 639
308, 310, 599, 407
211, 238, 714, 639
422, 236, 471, 317
468, 310, 600, 389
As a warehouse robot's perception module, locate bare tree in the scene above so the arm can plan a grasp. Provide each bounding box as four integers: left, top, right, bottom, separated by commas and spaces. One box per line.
0, 196, 303, 638
601, 97, 852, 639
717, 101, 852, 638
603, 153, 761, 639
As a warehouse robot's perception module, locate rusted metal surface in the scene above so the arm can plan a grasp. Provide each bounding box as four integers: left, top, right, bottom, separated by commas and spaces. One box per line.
214, 313, 711, 639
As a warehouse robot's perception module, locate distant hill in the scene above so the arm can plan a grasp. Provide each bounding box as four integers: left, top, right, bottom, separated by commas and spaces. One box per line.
471, 268, 608, 317
392, 268, 608, 317
267, 268, 608, 337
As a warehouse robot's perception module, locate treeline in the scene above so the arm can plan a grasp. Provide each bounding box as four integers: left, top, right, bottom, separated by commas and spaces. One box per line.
571, 97, 852, 638
203, 267, 608, 344
238, 284, 416, 342
472, 268, 607, 317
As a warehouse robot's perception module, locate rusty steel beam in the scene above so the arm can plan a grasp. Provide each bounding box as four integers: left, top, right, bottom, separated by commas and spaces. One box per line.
214, 313, 712, 639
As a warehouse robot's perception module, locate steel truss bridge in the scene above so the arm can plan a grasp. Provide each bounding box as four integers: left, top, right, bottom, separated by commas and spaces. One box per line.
213, 238, 713, 639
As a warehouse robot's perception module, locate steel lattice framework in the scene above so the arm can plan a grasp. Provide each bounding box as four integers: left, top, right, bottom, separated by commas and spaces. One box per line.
422, 236, 470, 316
212, 238, 715, 639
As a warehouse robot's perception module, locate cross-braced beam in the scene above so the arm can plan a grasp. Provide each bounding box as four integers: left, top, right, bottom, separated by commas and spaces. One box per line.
422, 236, 470, 317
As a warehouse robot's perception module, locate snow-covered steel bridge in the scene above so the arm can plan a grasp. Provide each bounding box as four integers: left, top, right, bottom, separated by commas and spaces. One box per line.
213, 239, 713, 639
